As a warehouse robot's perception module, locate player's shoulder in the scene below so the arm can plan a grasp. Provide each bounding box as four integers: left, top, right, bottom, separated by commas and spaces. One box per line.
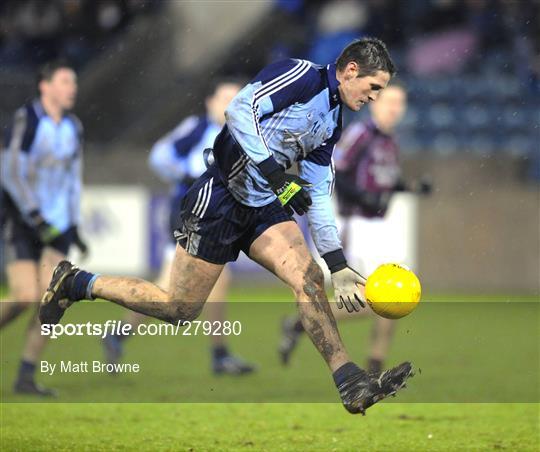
11, 101, 39, 128
169, 115, 209, 141
253, 58, 323, 87
4, 101, 41, 150
340, 121, 372, 145
251, 58, 326, 106
65, 112, 84, 136
344, 121, 369, 137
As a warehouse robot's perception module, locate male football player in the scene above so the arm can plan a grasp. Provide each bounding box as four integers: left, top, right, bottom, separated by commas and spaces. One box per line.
40, 38, 413, 414
279, 82, 431, 371
0, 60, 86, 396
102, 80, 255, 375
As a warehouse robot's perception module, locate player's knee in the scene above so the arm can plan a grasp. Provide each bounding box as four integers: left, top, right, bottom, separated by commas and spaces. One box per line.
294, 259, 325, 298
168, 301, 204, 323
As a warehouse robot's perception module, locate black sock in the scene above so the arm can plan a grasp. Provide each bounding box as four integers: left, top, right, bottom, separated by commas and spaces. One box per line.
367, 358, 383, 375
293, 319, 304, 333
17, 360, 36, 382
333, 362, 362, 387
212, 345, 229, 360
68, 270, 98, 301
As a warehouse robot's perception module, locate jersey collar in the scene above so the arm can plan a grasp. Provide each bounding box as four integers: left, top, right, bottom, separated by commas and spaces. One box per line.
32, 99, 46, 118
326, 63, 341, 108
32, 98, 69, 120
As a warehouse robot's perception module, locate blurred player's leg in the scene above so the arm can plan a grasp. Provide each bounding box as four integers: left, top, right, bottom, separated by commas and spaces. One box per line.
249, 221, 350, 372
0, 261, 37, 328
204, 268, 255, 375
4, 261, 43, 394
5, 257, 58, 396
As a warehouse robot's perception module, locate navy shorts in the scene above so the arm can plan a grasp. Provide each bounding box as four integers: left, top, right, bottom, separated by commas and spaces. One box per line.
174, 166, 292, 264
2, 190, 74, 261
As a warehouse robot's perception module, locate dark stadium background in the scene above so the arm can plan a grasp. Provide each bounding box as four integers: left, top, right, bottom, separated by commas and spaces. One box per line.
1, 0, 538, 292
1, 1, 539, 451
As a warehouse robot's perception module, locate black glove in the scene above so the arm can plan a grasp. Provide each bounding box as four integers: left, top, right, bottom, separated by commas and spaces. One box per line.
357, 192, 390, 216
72, 226, 89, 259
335, 173, 389, 215
28, 210, 61, 244
395, 176, 433, 196
258, 157, 312, 216
416, 175, 433, 195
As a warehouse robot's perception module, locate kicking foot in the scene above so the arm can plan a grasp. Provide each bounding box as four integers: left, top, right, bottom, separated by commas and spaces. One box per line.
39, 260, 79, 325
278, 317, 302, 366
376, 361, 414, 395
337, 361, 414, 415
213, 355, 256, 375
14, 379, 57, 397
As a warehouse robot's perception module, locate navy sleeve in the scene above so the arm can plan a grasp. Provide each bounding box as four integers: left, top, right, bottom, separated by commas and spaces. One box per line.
1, 105, 40, 215
3, 104, 39, 153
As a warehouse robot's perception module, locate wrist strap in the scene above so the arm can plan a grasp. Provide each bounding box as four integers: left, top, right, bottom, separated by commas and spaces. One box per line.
27, 209, 44, 227
257, 156, 282, 179
323, 249, 347, 273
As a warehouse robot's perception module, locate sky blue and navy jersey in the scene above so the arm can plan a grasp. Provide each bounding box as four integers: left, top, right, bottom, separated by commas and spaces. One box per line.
1, 100, 83, 233
213, 59, 343, 256
148, 115, 221, 201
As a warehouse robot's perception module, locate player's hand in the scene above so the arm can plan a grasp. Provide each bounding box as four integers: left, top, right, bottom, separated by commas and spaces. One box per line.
331, 266, 367, 313
28, 210, 61, 244
416, 175, 432, 195
358, 192, 390, 216
72, 226, 89, 260
267, 171, 312, 216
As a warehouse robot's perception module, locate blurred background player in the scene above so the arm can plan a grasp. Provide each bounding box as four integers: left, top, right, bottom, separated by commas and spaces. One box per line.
279, 81, 431, 373
0, 60, 87, 395
102, 80, 255, 375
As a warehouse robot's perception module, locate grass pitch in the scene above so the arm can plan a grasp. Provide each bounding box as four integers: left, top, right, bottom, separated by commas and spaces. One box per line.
1, 285, 538, 450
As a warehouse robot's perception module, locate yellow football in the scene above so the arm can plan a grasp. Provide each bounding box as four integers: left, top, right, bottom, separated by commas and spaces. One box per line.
365, 263, 421, 319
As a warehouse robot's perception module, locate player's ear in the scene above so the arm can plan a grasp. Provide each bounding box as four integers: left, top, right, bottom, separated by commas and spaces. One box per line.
345, 61, 359, 80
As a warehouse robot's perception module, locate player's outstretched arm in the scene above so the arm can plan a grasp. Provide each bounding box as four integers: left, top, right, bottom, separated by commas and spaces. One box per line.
299, 159, 367, 312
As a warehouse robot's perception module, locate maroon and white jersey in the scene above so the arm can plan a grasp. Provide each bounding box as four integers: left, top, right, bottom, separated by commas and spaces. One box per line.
334, 119, 401, 218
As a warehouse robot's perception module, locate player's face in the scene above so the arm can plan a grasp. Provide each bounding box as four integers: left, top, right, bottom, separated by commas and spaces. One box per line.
338, 64, 390, 112
206, 83, 241, 126
369, 85, 407, 131
41, 68, 78, 110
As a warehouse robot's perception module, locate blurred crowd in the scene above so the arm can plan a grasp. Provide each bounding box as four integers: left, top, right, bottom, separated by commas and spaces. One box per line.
0, 0, 162, 69
274, 0, 539, 90
0, 0, 537, 164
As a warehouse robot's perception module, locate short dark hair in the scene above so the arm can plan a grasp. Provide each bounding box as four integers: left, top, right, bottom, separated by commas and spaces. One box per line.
37, 60, 75, 88
336, 38, 396, 77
